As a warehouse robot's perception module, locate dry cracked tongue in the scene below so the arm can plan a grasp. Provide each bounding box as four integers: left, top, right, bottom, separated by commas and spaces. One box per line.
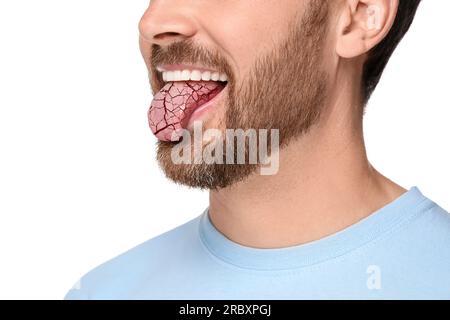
148, 81, 225, 142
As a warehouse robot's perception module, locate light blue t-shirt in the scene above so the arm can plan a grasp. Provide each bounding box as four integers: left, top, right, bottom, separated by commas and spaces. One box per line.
65, 187, 450, 299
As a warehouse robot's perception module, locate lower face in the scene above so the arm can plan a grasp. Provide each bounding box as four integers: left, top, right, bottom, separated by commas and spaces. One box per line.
144, 0, 330, 190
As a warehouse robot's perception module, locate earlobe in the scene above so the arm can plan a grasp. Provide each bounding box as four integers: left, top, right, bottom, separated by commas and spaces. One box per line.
336, 0, 399, 59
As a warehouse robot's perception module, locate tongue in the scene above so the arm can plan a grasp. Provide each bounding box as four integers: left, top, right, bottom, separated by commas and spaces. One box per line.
148, 81, 225, 142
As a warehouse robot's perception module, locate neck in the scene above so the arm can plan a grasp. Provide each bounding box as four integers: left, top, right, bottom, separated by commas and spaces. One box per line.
208, 70, 406, 249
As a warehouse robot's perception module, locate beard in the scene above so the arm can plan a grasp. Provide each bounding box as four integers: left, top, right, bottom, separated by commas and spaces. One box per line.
153, 0, 329, 190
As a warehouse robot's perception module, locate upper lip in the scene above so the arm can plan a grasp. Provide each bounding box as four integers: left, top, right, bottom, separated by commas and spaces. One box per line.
155, 64, 222, 73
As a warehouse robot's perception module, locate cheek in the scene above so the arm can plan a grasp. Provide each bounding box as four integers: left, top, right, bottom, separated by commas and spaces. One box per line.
200, 1, 299, 78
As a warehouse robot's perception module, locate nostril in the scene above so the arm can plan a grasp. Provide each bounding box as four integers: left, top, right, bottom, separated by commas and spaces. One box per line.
154, 32, 182, 41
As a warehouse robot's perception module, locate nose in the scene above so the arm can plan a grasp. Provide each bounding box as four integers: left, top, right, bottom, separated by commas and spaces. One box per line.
139, 0, 198, 46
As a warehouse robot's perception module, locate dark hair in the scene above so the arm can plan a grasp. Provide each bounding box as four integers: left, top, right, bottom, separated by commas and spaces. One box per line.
362, 0, 422, 106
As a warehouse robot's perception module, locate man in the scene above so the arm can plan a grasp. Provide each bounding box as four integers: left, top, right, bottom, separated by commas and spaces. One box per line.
65, 0, 450, 299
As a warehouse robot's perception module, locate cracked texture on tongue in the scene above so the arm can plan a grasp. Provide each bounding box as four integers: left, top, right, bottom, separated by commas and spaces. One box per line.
148, 81, 223, 142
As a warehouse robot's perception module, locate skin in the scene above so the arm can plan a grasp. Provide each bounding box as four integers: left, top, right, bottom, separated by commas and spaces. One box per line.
151, 0, 329, 189
139, 0, 407, 249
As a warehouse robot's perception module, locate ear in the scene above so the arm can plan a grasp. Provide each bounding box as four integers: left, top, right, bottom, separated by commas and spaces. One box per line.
335, 0, 399, 58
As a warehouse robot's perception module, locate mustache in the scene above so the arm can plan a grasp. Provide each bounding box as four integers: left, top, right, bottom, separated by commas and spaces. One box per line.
150, 40, 233, 78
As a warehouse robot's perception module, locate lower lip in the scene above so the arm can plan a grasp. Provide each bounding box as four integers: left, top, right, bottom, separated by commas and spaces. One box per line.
186, 85, 228, 129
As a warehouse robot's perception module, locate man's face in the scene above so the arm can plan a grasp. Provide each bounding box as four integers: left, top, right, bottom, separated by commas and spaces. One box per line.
139, 0, 331, 189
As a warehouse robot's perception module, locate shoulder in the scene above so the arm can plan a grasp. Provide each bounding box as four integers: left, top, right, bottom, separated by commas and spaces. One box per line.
411, 201, 450, 238
393, 200, 450, 268
64, 213, 202, 300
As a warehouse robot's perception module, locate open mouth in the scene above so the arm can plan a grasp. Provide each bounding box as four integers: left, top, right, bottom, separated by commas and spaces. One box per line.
148, 66, 229, 142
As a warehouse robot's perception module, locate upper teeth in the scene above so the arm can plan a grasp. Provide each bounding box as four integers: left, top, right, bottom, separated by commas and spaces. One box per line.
161, 70, 228, 82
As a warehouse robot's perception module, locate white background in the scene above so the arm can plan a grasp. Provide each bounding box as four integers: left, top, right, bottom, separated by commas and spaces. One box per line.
0, 0, 448, 300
